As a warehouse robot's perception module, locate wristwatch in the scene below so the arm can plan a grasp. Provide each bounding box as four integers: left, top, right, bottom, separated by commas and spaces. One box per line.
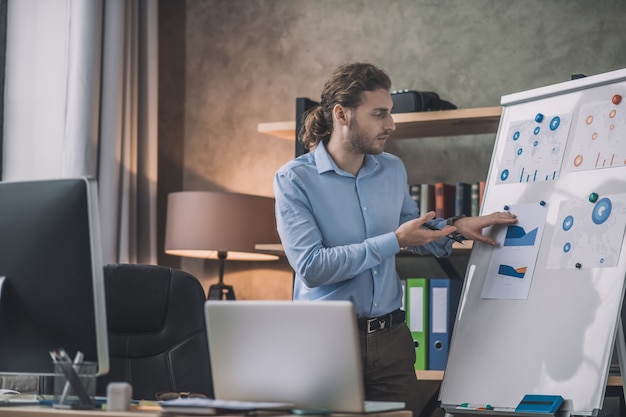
446, 215, 466, 242
446, 214, 466, 226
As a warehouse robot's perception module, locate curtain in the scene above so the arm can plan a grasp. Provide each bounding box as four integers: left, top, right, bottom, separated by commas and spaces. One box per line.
2, 0, 158, 264
0, 0, 6, 178
98, 0, 159, 264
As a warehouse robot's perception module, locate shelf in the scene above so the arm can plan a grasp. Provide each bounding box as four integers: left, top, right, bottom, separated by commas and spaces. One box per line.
258, 121, 296, 140
416, 370, 444, 381
608, 375, 624, 387
258, 106, 502, 141
255, 243, 287, 257
397, 240, 473, 256
257, 242, 471, 257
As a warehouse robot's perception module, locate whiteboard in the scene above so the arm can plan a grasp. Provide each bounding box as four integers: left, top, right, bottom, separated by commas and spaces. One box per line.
439, 68, 626, 416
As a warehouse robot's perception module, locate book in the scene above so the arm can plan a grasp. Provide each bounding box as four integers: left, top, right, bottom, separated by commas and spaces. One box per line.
420, 183, 436, 216
409, 184, 420, 212
159, 398, 293, 415
454, 182, 472, 217
479, 180, 486, 211
470, 182, 480, 217
434, 183, 455, 219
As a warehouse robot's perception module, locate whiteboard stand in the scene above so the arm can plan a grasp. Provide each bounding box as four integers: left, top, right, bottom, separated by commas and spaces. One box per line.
617, 315, 626, 403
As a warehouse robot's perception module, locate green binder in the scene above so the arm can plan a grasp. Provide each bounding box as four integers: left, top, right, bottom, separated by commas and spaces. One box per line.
406, 278, 429, 370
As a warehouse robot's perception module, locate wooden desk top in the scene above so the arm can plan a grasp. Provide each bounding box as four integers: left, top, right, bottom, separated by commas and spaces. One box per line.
0, 406, 158, 417
0, 406, 412, 417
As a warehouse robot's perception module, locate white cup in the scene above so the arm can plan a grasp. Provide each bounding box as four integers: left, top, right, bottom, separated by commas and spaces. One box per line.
106, 382, 132, 412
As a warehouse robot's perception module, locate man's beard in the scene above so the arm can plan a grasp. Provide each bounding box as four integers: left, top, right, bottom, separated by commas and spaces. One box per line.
347, 116, 385, 155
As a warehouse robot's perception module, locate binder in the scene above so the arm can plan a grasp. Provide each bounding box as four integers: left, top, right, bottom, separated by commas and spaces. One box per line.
406, 278, 429, 370
428, 278, 463, 370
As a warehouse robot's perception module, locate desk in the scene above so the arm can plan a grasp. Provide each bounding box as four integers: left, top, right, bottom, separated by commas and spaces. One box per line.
0, 406, 412, 417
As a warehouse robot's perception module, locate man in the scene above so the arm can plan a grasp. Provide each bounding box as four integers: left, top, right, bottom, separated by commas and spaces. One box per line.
273, 62, 517, 416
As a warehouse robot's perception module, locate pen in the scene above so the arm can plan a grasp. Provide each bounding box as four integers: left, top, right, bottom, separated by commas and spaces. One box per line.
422, 222, 465, 244
60, 351, 84, 405
458, 403, 493, 410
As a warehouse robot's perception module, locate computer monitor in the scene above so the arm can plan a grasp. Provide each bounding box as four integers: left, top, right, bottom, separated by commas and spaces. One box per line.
0, 177, 109, 376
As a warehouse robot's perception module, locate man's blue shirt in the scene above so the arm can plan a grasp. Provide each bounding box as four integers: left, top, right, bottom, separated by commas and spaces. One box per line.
274, 141, 453, 318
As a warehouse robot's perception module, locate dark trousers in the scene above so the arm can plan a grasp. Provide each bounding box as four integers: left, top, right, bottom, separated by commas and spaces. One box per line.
358, 321, 421, 417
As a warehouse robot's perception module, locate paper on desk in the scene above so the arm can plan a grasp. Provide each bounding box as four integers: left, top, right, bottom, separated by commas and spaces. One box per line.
159, 397, 294, 411
0, 390, 40, 406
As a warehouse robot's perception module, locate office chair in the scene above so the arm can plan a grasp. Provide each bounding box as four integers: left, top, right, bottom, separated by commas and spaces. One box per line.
95, 263, 214, 400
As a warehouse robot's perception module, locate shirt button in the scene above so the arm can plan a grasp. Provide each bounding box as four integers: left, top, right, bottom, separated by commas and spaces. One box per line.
373, 270, 378, 275
362, 206, 367, 211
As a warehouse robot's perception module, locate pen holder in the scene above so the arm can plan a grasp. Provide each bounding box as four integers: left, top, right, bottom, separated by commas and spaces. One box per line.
53, 360, 97, 409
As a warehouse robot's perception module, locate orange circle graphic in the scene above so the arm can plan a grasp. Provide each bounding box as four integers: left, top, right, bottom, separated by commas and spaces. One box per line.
573, 155, 583, 167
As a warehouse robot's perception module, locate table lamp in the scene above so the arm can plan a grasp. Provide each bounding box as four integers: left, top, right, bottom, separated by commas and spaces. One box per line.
164, 191, 281, 300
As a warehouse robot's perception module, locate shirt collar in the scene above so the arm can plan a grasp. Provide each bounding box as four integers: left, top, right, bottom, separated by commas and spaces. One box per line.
314, 141, 380, 177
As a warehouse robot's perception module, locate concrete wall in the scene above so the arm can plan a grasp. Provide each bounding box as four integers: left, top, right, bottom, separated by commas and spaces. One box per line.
158, 0, 626, 298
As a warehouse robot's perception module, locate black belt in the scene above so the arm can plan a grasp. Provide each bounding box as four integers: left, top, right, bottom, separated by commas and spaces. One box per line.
357, 309, 405, 334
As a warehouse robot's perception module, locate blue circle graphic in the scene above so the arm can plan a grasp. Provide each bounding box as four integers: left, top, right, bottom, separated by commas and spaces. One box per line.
562, 215, 574, 231
534, 126, 541, 135
535, 113, 544, 123
563, 242, 571, 253
513, 131, 520, 141
517, 148, 523, 155
500, 169, 509, 181
550, 116, 561, 131
592, 198, 612, 224
533, 141, 539, 147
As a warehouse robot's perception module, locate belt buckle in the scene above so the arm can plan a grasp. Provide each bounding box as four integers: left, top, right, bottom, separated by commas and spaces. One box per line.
367, 317, 386, 333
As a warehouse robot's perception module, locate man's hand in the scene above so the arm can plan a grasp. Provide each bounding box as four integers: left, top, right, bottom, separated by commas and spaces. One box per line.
395, 211, 457, 248
454, 211, 518, 246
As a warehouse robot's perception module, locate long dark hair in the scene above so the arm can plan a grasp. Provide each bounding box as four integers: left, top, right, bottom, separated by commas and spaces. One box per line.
299, 62, 392, 150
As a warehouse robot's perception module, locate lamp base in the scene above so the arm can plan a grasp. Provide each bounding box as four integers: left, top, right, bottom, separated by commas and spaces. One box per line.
208, 283, 236, 300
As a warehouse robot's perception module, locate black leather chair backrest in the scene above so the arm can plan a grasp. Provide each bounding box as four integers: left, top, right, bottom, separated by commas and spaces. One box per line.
95, 264, 213, 400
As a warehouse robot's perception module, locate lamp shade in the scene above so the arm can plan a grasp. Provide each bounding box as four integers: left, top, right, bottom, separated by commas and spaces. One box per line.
164, 191, 281, 261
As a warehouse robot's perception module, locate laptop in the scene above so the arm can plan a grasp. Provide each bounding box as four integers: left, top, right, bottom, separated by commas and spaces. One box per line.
204, 300, 405, 413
